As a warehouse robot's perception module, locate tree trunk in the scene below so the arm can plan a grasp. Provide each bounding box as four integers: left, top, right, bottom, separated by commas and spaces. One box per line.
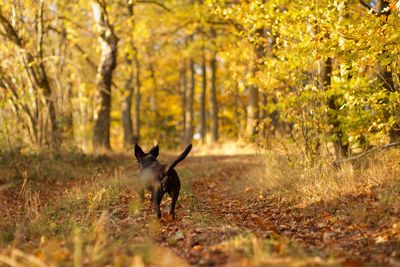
150, 62, 159, 140
37, 1, 60, 150
122, 58, 134, 146
200, 49, 207, 144
210, 50, 219, 142
91, 1, 118, 150
122, 1, 134, 147
259, 93, 267, 138
246, 28, 265, 138
246, 85, 259, 137
234, 81, 241, 138
184, 59, 195, 145
180, 61, 187, 146
321, 57, 348, 159
64, 81, 74, 140
133, 48, 141, 143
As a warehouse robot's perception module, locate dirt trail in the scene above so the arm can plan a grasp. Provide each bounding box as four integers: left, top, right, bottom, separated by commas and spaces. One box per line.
1, 154, 398, 266
144, 155, 398, 266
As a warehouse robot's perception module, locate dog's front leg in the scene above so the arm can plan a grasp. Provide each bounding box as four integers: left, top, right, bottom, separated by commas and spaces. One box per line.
152, 190, 163, 219
139, 188, 145, 202
153, 196, 162, 219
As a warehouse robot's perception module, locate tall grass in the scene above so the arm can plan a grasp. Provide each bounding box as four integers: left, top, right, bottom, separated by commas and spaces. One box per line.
255, 147, 400, 207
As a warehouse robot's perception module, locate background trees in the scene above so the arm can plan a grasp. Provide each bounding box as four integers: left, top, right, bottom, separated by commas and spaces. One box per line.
1, 0, 399, 158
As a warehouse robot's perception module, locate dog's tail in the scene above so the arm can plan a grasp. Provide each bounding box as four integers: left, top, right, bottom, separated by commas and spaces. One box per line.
165, 144, 192, 173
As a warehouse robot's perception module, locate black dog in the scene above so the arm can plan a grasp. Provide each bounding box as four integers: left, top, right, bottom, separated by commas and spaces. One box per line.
134, 143, 192, 220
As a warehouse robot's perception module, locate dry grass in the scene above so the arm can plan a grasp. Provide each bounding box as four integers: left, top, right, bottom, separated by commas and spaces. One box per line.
2, 147, 399, 266
215, 234, 341, 267
252, 147, 400, 207
0, 151, 197, 266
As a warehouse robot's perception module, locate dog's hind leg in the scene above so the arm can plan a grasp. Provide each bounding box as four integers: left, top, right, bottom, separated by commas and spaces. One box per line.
168, 190, 179, 220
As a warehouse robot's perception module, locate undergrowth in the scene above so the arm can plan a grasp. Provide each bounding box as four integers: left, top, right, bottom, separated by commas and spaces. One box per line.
254, 147, 400, 208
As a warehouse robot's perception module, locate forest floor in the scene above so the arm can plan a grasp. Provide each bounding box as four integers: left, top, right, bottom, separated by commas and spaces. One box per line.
0, 150, 399, 266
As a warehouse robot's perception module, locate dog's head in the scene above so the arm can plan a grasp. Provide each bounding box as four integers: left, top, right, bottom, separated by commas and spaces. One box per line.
134, 144, 159, 169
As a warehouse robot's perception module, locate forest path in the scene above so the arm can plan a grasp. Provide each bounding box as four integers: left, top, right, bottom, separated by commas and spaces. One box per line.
1, 153, 397, 266
138, 154, 396, 266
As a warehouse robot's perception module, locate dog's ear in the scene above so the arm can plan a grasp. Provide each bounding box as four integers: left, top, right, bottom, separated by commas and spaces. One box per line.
134, 144, 144, 159
149, 144, 159, 158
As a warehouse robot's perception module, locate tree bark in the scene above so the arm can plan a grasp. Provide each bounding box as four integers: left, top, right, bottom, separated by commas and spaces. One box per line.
200, 49, 207, 144
234, 81, 241, 138
321, 57, 349, 159
246, 85, 259, 137
246, 28, 265, 137
122, 1, 134, 147
133, 47, 141, 143
91, 1, 118, 150
150, 61, 159, 140
210, 50, 219, 142
37, 0, 60, 150
180, 61, 187, 146
259, 93, 268, 138
122, 59, 134, 146
184, 59, 195, 145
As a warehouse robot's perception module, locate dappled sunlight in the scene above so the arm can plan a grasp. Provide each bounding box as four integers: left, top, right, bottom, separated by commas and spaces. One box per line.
193, 141, 259, 156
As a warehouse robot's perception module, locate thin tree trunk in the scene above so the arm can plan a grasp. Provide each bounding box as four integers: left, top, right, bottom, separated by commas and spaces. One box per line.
246, 85, 259, 137
37, 0, 61, 150
122, 59, 134, 146
321, 57, 348, 159
149, 62, 159, 140
246, 28, 265, 138
210, 50, 219, 142
246, 47, 260, 137
234, 81, 241, 138
91, 1, 118, 150
259, 93, 268, 138
200, 48, 207, 144
184, 59, 195, 145
122, 1, 134, 147
133, 48, 141, 143
180, 61, 187, 146
64, 81, 74, 140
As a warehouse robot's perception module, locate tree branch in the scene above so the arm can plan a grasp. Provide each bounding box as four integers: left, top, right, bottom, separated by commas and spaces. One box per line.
0, 10, 24, 47
333, 142, 400, 165
73, 43, 97, 72
358, 0, 372, 10
0, 67, 36, 125
137, 0, 172, 12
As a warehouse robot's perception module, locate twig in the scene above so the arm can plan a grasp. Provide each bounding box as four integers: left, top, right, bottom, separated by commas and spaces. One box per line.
358, 0, 371, 10
137, 0, 172, 12
333, 142, 400, 165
